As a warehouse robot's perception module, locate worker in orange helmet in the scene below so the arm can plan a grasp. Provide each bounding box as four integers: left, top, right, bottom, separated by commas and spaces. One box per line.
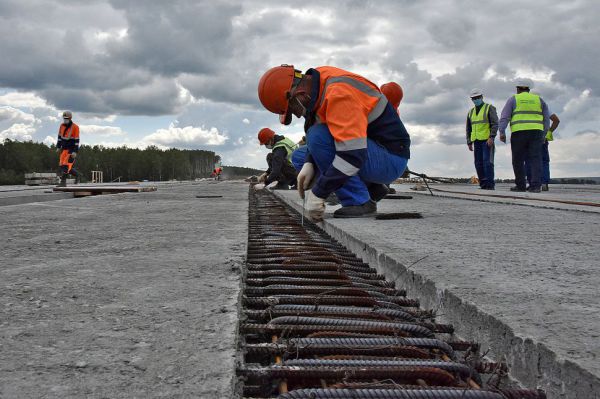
56, 110, 81, 187
258, 65, 411, 221
255, 127, 299, 190
380, 82, 403, 112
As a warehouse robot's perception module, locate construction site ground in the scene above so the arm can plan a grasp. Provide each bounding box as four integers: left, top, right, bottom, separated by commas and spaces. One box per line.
1, 181, 599, 398
0, 181, 247, 399
274, 183, 600, 398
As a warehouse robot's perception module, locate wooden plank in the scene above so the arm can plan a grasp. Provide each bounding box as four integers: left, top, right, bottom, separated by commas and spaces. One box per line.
53, 185, 157, 194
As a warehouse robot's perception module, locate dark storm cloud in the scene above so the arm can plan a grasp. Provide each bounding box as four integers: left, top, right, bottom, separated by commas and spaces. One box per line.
1, 0, 600, 161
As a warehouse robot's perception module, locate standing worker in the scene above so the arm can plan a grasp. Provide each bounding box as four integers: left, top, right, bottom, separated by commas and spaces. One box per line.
466, 89, 498, 190
255, 127, 298, 190
257, 65, 411, 220
56, 110, 80, 187
526, 112, 560, 191
499, 80, 550, 193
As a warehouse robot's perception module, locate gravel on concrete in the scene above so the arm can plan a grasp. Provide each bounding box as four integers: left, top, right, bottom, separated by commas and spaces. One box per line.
0, 181, 247, 399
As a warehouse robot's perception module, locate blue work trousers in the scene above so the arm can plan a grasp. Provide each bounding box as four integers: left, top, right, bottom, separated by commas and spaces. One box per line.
511, 130, 544, 190
473, 140, 495, 188
291, 124, 408, 206
526, 141, 550, 185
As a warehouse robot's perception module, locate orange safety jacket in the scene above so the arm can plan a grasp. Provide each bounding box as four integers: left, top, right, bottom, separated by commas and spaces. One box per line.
57, 122, 80, 153
304, 66, 410, 198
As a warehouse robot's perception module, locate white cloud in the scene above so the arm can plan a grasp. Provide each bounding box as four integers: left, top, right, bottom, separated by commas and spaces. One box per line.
0, 106, 37, 124
0, 92, 49, 109
144, 124, 228, 147
43, 135, 55, 146
0, 123, 35, 141
80, 124, 125, 137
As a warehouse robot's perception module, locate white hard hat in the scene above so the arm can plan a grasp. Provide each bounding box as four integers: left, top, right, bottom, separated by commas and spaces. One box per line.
62, 110, 72, 119
515, 79, 533, 89
469, 88, 483, 98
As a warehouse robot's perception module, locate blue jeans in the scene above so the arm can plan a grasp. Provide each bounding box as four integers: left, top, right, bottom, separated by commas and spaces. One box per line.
473, 140, 495, 188
291, 124, 408, 206
525, 141, 550, 185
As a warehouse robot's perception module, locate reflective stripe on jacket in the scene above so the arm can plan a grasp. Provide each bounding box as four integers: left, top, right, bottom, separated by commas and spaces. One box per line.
469, 103, 491, 141
306, 66, 410, 199
510, 93, 543, 132
57, 123, 80, 152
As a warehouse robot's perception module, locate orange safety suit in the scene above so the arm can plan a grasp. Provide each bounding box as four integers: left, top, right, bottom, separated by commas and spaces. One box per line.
57, 122, 80, 174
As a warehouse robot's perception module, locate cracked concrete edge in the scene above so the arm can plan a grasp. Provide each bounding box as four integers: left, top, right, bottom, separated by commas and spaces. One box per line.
273, 190, 600, 399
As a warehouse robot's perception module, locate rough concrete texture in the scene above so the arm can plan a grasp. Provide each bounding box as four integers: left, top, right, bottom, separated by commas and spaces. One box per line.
274, 186, 600, 399
0, 186, 73, 207
414, 183, 600, 214
0, 181, 247, 399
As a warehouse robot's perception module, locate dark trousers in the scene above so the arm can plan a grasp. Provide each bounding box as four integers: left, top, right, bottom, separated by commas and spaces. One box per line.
266, 155, 297, 186
525, 141, 550, 185
511, 130, 544, 189
473, 140, 495, 188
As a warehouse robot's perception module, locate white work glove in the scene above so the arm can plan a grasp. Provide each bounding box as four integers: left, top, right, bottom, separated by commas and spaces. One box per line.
297, 162, 315, 199
70, 152, 77, 159
266, 181, 278, 189
305, 190, 325, 222
258, 172, 267, 183
253, 183, 265, 190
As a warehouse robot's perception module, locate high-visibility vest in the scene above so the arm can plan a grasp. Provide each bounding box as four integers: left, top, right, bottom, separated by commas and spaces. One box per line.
272, 136, 298, 163
469, 103, 491, 141
510, 92, 544, 132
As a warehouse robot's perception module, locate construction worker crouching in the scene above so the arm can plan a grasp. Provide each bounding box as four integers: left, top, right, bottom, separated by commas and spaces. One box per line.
255, 127, 299, 190
258, 65, 411, 221
56, 110, 80, 187
499, 80, 550, 193
466, 89, 498, 190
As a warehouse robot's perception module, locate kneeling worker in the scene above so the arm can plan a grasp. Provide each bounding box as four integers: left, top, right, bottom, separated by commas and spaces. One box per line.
256, 127, 298, 189
258, 65, 411, 221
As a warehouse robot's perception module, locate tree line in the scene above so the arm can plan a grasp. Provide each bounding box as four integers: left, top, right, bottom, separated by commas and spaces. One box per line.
0, 139, 221, 184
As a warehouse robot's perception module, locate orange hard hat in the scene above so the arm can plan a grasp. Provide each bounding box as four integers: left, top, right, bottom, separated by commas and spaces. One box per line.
258, 127, 276, 145
257, 64, 303, 125
380, 82, 403, 109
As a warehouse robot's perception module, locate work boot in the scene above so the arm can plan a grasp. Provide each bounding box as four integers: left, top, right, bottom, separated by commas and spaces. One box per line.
325, 193, 340, 206
542, 184, 549, 191
57, 175, 67, 187
368, 184, 390, 202
527, 186, 541, 193
509, 186, 526, 192
333, 200, 376, 218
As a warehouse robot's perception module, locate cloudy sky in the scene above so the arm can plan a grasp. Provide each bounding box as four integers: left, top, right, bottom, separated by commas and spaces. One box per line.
1, 0, 599, 177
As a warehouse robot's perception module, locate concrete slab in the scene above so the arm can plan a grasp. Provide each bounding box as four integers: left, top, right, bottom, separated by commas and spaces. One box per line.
0, 191, 74, 207
0, 181, 247, 398
399, 183, 600, 213
274, 188, 600, 399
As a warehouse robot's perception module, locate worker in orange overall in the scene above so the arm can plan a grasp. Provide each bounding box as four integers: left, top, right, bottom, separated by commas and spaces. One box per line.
258, 65, 411, 221
56, 110, 80, 187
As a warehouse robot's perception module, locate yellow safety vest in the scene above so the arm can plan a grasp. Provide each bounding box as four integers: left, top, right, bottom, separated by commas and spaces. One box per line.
272, 136, 298, 164
469, 103, 491, 141
510, 92, 544, 132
